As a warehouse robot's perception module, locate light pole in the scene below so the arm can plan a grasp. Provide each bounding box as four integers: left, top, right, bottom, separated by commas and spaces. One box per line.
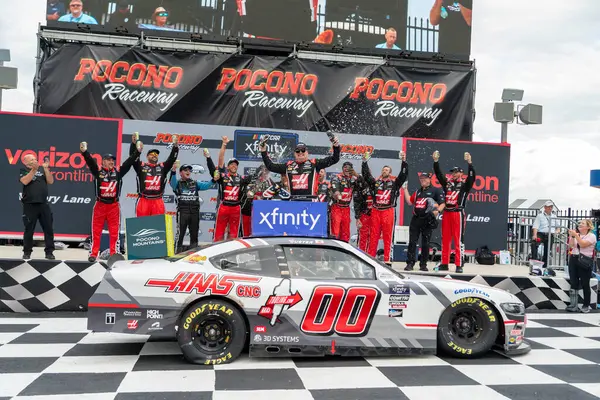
0, 49, 18, 111
493, 88, 543, 143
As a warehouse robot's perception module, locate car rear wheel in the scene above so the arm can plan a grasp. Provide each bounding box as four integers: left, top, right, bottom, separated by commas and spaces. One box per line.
177, 299, 247, 365
437, 297, 499, 358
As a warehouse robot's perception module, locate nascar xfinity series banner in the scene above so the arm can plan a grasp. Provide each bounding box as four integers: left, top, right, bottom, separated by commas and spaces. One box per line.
37, 44, 474, 141
0, 112, 121, 241
402, 139, 511, 252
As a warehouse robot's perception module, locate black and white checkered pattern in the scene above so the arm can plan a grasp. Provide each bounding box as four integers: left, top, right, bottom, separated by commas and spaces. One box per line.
1, 312, 600, 399
405, 272, 599, 310
0, 260, 106, 312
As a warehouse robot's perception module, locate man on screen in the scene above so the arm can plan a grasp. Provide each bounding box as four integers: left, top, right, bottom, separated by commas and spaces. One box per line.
58, 0, 98, 24
80, 142, 138, 262
430, 0, 472, 55
375, 28, 401, 50
130, 134, 179, 217
47, 0, 66, 21
19, 154, 55, 260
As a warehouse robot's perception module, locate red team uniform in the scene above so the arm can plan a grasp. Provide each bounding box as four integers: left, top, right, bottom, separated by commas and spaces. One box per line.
208, 157, 254, 242
433, 162, 476, 270
131, 143, 178, 217
354, 177, 374, 253
362, 160, 408, 263
82, 149, 138, 260
330, 169, 358, 242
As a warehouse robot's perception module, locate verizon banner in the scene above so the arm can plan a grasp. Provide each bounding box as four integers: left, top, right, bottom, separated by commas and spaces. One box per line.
38, 44, 474, 140
401, 139, 510, 252
0, 112, 121, 240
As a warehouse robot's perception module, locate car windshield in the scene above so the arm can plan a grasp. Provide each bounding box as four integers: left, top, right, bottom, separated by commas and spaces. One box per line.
356, 248, 406, 279
164, 243, 216, 261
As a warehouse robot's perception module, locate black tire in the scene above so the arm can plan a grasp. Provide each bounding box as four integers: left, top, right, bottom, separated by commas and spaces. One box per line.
177, 299, 247, 365
437, 297, 499, 358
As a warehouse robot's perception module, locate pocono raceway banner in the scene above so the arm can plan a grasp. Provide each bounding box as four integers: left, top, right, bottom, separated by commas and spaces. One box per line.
0, 112, 121, 241
1, 112, 509, 251
37, 44, 474, 141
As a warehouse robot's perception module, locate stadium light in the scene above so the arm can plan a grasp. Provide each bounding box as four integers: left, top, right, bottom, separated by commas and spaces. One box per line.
0, 49, 18, 111
493, 88, 543, 143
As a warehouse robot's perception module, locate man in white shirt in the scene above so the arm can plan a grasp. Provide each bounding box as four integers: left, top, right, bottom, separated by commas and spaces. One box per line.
532, 201, 556, 268
375, 28, 401, 50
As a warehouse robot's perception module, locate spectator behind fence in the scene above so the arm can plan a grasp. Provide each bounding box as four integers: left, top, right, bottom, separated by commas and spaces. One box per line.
58, 0, 98, 24
532, 201, 558, 268
566, 219, 596, 313
138, 6, 184, 32
375, 28, 401, 50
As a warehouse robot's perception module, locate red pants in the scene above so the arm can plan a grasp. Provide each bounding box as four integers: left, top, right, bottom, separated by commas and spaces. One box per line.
215, 204, 241, 242
369, 208, 395, 262
91, 201, 120, 258
330, 204, 351, 242
441, 210, 466, 266
358, 213, 371, 253
136, 197, 165, 217
241, 214, 252, 237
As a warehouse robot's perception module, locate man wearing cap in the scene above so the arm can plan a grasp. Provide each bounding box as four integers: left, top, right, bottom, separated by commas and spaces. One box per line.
208, 136, 256, 242
81, 141, 139, 262
106, 1, 137, 31
129, 133, 179, 217
260, 134, 340, 199
432, 151, 475, 273
330, 162, 359, 242
169, 154, 216, 253
402, 172, 446, 271
532, 201, 556, 268
361, 151, 408, 265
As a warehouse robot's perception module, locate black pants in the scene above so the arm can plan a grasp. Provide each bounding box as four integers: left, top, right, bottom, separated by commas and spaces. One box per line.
175, 210, 199, 253
22, 203, 55, 254
568, 255, 592, 307
407, 215, 435, 267
531, 232, 549, 267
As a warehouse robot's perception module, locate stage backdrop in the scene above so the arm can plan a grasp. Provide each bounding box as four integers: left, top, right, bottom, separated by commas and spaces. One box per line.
402, 139, 511, 252
38, 44, 474, 141
0, 112, 121, 241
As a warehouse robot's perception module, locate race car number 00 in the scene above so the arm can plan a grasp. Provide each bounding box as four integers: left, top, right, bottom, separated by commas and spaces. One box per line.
300, 286, 380, 336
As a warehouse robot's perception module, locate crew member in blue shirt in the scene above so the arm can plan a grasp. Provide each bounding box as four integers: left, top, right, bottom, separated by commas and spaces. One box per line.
58, 0, 98, 24
170, 163, 215, 253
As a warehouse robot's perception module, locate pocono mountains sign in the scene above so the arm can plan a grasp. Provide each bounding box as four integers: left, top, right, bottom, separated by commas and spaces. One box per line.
38, 44, 474, 140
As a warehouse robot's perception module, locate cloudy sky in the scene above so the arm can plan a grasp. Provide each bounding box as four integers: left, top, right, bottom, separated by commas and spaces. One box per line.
0, 1, 598, 211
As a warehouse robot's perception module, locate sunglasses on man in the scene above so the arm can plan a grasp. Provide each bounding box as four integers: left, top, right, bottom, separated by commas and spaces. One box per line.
295, 149, 306, 153
157, 12, 168, 17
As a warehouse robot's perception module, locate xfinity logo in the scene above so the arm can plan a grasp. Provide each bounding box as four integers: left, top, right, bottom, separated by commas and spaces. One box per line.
246, 141, 287, 158
259, 207, 321, 230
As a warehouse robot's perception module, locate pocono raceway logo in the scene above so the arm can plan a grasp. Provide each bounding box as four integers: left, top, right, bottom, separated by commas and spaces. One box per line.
350, 79, 447, 126
74, 59, 182, 111
154, 133, 203, 153
216, 69, 317, 118
5, 147, 102, 183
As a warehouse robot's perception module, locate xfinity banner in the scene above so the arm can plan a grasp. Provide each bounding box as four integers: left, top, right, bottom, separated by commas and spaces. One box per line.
402, 139, 510, 251
252, 200, 328, 238
38, 44, 474, 141
0, 112, 120, 240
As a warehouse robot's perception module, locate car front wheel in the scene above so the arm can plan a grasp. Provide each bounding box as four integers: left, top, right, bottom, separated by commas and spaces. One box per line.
437, 297, 499, 358
177, 299, 247, 365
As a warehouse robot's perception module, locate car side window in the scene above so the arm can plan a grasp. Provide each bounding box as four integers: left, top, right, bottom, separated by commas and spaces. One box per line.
282, 246, 375, 280
210, 247, 280, 277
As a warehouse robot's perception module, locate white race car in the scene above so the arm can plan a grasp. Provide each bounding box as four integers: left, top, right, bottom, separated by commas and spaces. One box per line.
87, 236, 530, 365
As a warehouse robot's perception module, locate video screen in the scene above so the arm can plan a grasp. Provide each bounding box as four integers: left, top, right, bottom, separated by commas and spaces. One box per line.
46, 0, 472, 56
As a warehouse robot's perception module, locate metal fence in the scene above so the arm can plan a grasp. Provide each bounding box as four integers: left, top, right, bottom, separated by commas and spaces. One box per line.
507, 208, 596, 269
91, 1, 439, 51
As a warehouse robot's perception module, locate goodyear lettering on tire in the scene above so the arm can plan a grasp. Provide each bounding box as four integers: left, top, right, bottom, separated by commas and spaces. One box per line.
182, 303, 235, 329
447, 341, 473, 355
450, 298, 496, 322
